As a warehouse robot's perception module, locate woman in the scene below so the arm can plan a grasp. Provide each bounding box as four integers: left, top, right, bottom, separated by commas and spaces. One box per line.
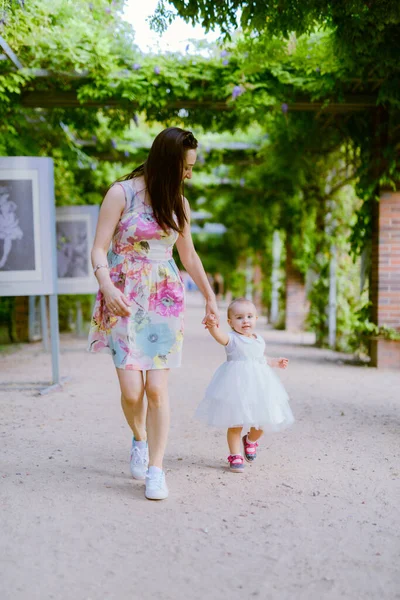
88, 127, 219, 500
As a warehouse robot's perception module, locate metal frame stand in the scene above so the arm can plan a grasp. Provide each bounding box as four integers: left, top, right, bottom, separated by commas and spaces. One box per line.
38, 294, 66, 395
40, 295, 49, 352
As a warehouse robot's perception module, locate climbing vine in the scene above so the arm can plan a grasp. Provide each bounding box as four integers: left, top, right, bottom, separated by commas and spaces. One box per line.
0, 0, 399, 348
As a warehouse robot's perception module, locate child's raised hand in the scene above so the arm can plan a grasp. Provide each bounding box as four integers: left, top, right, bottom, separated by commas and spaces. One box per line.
277, 357, 289, 369
268, 357, 289, 368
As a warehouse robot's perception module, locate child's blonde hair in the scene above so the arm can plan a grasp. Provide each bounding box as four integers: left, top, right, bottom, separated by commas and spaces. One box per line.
227, 297, 256, 319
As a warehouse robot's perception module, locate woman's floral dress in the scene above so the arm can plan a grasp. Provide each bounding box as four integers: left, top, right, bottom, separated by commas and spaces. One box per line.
87, 180, 185, 370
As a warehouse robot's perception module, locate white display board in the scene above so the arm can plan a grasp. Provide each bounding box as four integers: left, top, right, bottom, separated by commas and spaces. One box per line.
56, 205, 99, 294
0, 157, 61, 388
0, 157, 57, 297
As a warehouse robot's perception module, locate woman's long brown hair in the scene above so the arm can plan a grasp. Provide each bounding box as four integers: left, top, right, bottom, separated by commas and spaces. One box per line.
120, 127, 198, 234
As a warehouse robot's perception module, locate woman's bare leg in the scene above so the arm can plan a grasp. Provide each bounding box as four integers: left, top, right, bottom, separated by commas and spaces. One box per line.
116, 369, 147, 441
145, 369, 170, 469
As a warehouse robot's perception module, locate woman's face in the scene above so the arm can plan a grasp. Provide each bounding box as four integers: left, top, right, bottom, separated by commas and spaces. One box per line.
183, 149, 197, 180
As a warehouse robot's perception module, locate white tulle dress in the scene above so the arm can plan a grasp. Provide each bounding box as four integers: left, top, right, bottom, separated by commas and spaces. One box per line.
196, 331, 294, 433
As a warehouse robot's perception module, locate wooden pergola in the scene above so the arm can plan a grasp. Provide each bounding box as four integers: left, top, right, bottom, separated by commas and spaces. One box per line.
1, 35, 378, 114
2, 35, 399, 368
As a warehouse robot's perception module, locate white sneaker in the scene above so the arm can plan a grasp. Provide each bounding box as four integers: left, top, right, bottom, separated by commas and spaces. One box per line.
130, 441, 149, 480
145, 467, 169, 500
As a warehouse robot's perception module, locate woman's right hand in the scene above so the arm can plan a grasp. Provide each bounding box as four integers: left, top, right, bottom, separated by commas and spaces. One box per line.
203, 297, 220, 329
101, 282, 131, 317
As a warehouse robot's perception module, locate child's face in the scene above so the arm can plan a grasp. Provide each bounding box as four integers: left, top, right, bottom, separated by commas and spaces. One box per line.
228, 302, 258, 336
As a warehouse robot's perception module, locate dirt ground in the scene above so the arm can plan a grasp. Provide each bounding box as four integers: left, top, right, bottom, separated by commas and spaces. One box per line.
1, 293, 399, 600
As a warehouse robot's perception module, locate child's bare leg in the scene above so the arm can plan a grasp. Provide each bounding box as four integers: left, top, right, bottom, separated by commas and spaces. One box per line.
227, 427, 243, 455
247, 427, 264, 443
243, 428, 263, 462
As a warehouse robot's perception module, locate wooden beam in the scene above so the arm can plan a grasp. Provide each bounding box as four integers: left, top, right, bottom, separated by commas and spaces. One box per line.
20, 91, 131, 108
0, 35, 23, 69
20, 91, 233, 111
20, 90, 378, 112
21, 68, 90, 78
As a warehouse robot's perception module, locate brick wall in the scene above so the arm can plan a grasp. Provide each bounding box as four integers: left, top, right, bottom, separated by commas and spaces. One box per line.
370, 339, 400, 370
370, 191, 400, 368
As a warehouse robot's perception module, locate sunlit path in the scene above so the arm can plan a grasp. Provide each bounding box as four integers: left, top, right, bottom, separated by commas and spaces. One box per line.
1, 293, 399, 600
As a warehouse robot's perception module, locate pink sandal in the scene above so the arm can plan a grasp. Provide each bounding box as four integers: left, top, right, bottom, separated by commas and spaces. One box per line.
242, 436, 259, 462
228, 454, 244, 472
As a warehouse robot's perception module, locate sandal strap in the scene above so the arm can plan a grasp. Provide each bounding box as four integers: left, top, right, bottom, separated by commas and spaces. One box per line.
245, 440, 259, 447
228, 454, 244, 465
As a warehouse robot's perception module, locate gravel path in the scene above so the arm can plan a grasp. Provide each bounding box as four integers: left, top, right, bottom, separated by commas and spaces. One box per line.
1, 294, 399, 600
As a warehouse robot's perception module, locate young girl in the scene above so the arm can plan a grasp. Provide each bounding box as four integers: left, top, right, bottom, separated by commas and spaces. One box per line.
196, 297, 294, 472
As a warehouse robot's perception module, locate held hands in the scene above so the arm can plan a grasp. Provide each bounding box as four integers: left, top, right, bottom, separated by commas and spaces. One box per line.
102, 282, 131, 317
202, 299, 220, 329
269, 357, 289, 369
203, 314, 218, 329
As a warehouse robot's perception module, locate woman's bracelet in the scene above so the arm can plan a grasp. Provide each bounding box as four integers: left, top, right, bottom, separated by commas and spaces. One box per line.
93, 264, 109, 275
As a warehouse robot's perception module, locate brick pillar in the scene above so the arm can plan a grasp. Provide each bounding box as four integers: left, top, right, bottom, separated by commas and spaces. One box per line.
285, 245, 308, 331
14, 296, 30, 342
370, 190, 400, 368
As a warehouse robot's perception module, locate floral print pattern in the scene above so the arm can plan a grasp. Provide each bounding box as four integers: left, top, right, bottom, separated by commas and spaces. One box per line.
87, 180, 185, 370
149, 278, 185, 318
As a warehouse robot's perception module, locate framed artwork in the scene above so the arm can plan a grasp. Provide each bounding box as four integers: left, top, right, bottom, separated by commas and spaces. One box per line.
0, 157, 57, 297
56, 205, 99, 294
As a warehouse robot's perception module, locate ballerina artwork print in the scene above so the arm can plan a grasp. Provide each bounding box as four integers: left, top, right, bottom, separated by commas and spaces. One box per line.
56, 219, 89, 278
0, 185, 24, 270
0, 178, 37, 274
55, 205, 100, 294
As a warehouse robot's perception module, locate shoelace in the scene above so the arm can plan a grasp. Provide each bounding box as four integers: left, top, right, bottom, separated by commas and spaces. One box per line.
131, 446, 148, 465
147, 471, 164, 487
